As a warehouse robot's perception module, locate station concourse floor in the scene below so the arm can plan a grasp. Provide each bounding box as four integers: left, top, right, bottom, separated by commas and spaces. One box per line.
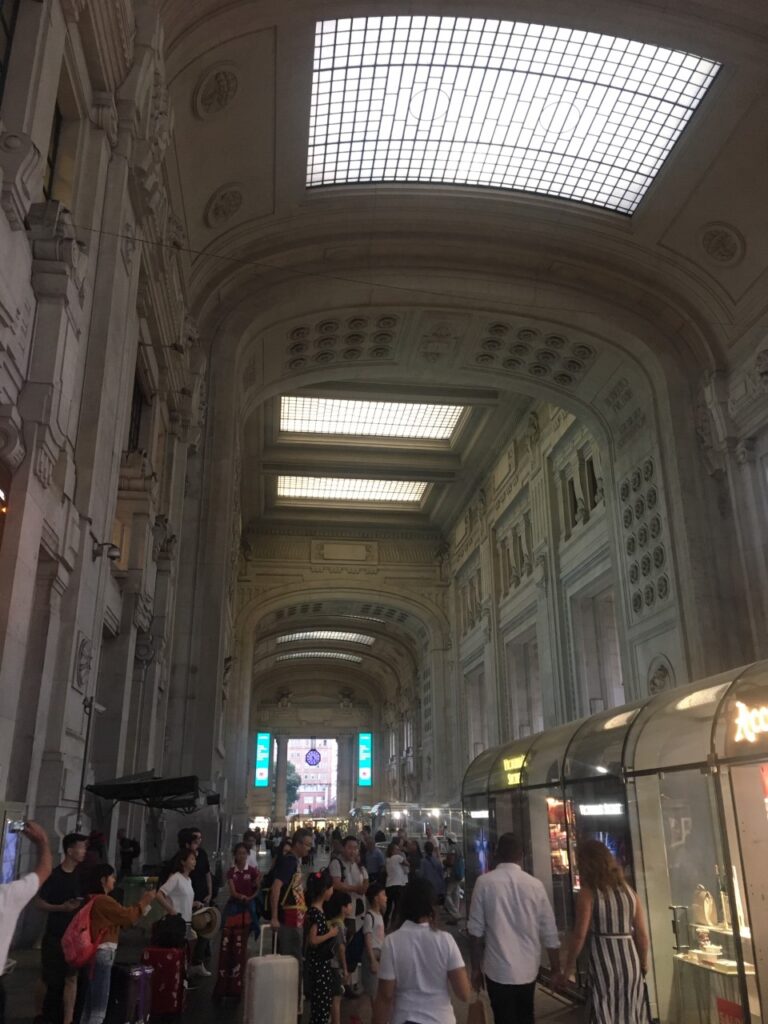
4, 846, 581, 1024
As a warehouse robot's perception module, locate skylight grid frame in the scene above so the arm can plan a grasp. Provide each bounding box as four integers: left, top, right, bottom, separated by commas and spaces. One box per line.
276, 630, 376, 645
277, 475, 428, 505
276, 651, 363, 663
279, 396, 465, 440
307, 16, 720, 213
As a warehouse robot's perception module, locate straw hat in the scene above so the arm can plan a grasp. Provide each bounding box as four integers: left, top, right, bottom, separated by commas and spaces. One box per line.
191, 905, 221, 939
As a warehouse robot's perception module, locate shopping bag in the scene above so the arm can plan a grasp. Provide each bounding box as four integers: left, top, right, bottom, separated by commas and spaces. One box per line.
467, 992, 492, 1024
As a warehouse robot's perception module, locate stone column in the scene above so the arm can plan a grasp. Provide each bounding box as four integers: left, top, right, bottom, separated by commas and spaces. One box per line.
274, 735, 289, 823
336, 734, 354, 818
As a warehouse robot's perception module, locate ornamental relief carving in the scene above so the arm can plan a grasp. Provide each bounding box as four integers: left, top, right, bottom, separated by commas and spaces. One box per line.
282, 313, 401, 371
619, 456, 670, 618
193, 65, 239, 118
699, 221, 745, 267
470, 321, 597, 387
204, 183, 243, 227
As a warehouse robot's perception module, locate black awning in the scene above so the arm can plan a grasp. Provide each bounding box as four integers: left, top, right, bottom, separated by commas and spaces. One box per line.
86, 774, 200, 812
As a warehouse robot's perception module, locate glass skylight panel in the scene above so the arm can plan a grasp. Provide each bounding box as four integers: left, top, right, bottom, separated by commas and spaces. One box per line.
277, 476, 427, 504
280, 396, 465, 440
277, 630, 375, 645
307, 16, 720, 213
276, 651, 363, 663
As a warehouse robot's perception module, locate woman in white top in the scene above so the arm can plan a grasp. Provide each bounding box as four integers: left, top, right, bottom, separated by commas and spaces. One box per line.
157, 850, 200, 935
373, 878, 470, 1024
384, 840, 409, 928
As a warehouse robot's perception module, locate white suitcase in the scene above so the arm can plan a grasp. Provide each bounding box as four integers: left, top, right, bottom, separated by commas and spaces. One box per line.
243, 928, 299, 1024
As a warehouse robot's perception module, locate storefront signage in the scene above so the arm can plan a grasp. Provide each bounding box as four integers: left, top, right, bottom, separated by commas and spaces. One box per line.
733, 700, 768, 744
254, 732, 271, 787
358, 732, 372, 787
469, 810, 489, 819
579, 802, 624, 816
502, 755, 525, 786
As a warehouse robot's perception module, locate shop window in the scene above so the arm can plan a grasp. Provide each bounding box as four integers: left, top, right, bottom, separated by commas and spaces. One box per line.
0, 464, 9, 551
0, 0, 21, 107
42, 104, 63, 200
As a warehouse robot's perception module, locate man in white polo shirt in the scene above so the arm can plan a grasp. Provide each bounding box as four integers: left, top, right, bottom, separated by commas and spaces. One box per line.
468, 832, 561, 1024
0, 821, 52, 1024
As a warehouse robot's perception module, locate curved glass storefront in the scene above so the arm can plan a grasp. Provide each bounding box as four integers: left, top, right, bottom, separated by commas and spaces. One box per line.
462, 661, 768, 1024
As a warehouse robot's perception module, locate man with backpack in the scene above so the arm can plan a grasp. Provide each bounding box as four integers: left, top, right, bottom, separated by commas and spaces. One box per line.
329, 836, 369, 930
269, 828, 313, 961
0, 822, 52, 1024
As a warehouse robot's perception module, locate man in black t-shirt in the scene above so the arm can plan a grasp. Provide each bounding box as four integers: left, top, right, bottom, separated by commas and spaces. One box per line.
34, 832, 87, 1024
269, 828, 312, 961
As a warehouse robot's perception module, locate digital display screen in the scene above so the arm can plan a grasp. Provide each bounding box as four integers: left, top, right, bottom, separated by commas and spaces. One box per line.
358, 732, 372, 787
255, 732, 271, 788
2, 824, 19, 884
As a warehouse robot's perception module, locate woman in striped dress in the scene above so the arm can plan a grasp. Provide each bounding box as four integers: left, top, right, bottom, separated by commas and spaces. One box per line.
562, 840, 650, 1023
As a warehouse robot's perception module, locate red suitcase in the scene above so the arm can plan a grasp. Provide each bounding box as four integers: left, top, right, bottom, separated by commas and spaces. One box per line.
141, 946, 186, 1015
213, 925, 250, 997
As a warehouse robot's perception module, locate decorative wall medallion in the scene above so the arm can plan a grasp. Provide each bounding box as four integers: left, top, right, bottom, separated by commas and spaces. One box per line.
283, 311, 401, 370
194, 65, 239, 118
74, 634, 92, 692
699, 221, 745, 266
619, 456, 669, 617
204, 183, 243, 227
474, 322, 597, 386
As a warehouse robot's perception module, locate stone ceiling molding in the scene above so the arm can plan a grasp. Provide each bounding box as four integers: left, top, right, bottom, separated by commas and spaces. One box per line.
699, 221, 746, 267
204, 182, 244, 227
193, 63, 239, 118
470, 320, 597, 387
283, 313, 401, 372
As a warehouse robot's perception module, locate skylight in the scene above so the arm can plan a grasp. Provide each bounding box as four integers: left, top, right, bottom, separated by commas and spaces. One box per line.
280, 396, 465, 440
308, 16, 720, 213
277, 476, 427, 504
277, 630, 375, 645
276, 651, 363, 663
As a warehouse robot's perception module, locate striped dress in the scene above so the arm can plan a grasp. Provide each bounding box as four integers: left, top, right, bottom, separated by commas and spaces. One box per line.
587, 885, 647, 1023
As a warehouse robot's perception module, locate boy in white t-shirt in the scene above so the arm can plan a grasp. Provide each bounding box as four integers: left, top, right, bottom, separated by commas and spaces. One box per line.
362, 883, 387, 1005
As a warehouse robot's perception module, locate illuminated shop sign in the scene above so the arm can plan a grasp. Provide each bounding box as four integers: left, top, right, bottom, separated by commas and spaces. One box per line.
358, 732, 372, 787
733, 701, 768, 744
502, 755, 525, 786
469, 810, 489, 819
579, 802, 624, 817
254, 732, 271, 787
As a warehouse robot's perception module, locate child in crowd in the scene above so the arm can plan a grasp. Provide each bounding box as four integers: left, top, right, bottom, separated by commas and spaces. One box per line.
324, 891, 354, 1024
304, 870, 338, 1024
361, 882, 387, 1008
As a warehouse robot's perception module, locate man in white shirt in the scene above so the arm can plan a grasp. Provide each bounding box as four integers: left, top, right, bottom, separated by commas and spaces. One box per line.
0, 822, 52, 1024
329, 836, 369, 929
468, 832, 561, 1024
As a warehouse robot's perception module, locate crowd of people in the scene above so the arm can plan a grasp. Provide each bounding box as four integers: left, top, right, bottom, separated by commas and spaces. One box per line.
0, 818, 651, 1024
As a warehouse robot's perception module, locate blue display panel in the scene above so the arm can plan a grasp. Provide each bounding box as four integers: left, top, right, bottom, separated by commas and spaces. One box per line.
255, 732, 271, 787
358, 732, 372, 787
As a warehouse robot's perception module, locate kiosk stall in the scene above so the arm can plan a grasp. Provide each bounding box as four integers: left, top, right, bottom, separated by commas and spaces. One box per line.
462, 661, 768, 1024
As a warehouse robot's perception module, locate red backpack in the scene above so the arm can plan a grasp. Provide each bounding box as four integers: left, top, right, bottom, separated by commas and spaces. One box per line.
61, 896, 106, 968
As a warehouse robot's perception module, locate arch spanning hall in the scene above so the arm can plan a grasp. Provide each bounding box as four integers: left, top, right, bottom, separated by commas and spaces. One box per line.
0, 0, 766, 904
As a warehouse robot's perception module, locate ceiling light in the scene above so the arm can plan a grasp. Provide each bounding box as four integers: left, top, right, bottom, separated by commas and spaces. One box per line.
308, 16, 720, 214
277, 475, 427, 504
280, 396, 465, 440
277, 630, 375, 645
276, 651, 363, 663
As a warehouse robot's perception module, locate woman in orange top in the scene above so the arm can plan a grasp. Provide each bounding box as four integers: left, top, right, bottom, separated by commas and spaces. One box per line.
81, 863, 156, 1024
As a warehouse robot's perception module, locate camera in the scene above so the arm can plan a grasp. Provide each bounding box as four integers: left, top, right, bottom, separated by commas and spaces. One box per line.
8, 820, 26, 833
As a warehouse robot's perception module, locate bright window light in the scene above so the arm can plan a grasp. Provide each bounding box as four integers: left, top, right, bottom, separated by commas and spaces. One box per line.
277, 630, 375, 645
276, 651, 363, 663
277, 476, 427, 504
308, 16, 720, 213
280, 396, 465, 440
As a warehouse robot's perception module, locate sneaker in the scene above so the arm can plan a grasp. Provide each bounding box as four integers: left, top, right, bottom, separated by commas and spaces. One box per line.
188, 963, 212, 977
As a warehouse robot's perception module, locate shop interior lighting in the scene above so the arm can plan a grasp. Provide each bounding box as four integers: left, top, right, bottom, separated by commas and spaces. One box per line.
280, 396, 465, 440
276, 651, 363, 663
277, 475, 427, 504
277, 630, 375, 645
308, 16, 720, 213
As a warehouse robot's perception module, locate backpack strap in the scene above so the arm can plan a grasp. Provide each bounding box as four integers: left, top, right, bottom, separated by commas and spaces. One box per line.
329, 856, 346, 883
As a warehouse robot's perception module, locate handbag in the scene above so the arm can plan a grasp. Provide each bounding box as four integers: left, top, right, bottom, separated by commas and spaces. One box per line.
691, 885, 717, 926
467, 993, 492, 1024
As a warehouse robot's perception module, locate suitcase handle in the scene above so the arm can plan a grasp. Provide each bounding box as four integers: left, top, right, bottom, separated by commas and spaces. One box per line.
258, 926, 279, 956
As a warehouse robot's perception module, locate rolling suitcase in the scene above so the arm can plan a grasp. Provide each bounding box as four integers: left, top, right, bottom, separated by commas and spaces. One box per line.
213, 924, 250, 998
103, 963, 153, 1024
243, 928, 299, 1024
141, 946, 186, 1015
